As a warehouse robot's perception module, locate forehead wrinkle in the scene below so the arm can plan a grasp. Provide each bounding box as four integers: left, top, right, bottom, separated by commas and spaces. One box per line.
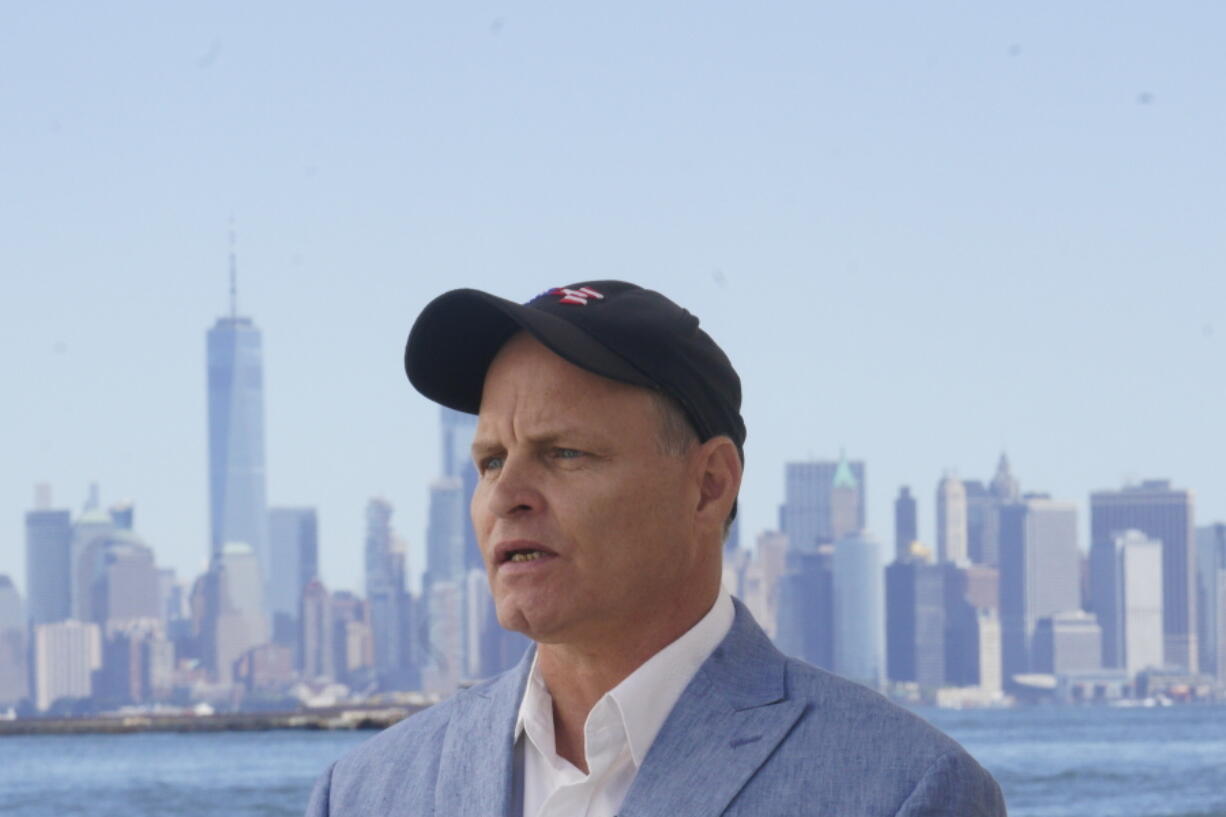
476, 331, 659, 452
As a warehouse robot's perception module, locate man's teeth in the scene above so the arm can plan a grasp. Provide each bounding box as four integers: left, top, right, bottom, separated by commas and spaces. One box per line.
509, 551, 544, 562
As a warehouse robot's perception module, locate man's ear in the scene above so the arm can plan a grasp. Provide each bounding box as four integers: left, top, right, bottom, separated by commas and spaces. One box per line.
694, 436, 742, 530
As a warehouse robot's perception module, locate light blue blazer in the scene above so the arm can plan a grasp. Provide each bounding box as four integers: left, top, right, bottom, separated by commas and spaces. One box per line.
306, 601, 1006, 816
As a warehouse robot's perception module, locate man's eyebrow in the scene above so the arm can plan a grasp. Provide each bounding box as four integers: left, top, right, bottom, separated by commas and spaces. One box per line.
470, 427, 603, 457
470, 436, 502, 459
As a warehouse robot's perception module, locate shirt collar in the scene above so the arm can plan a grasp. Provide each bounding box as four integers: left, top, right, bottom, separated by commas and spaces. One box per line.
514, 588, 735, 769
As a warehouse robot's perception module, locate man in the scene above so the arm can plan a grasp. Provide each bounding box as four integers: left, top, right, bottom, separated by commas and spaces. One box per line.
306, 281, 1006, 817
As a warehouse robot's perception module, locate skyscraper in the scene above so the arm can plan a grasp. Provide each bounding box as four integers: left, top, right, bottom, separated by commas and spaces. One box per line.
779, 458, 866, 551
364, 498, 411, 689
1090, 528, 1164, 672
973, 453, 1022, 567
299, 578, 334, 681
268, 506, 319, 643
71, 507, 116, 622
894, 486, 918, 563
94, 533, 160, 632
774, 547, 835, 670
1090, 480, 1197, 672
202, 542, 269, 683
833, 532, 882, 686
206, 236, 269, 580
963, 480, 991, 565
936, 474, 968, 565
440, 408, 481, 571
999, 496, 1080, 680
885, 558, 946, 689
0, 576, 27, 706
425, 477, 467, 588
1032, 611, 1102, 675
33, 619, 101, 711
25, 507, 72, 626
1195, 523, 1226, 682
829, 457, 861, 542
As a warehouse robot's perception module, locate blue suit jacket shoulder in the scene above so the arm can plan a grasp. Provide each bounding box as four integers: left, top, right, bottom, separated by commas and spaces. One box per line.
307, 601, 1006, 817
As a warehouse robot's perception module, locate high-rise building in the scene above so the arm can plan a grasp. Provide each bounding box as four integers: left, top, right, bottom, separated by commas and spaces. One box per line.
885, 558, 946, 689
1196, 523, 1226, 683
976, 609, 1003, 694
299, 578, 334, 681
0, 576, 27, 706
833, 532, 881, 686
1117, 532, 1164, 677
999, 496, 1080, 680
973, 454, 1022, 567
739, 532, 788, 639
421, 580, 463, 695
829, 458, 861, 543
206, 241, 269, 579
779, 459, 866, 552
268, 507, 319, 644
25, 507, 72, 625
894, 486, 918, 563
109, 501, 134, 531
330, 591, 373, 687
942, 563, 988, 687
440, 408, 482, 571
425, 477, 467, 588
990, 454, 1021, 504
936, 474, 968, 565
1090, 480, 1197, 672
364, 498, 411, 689
202, 542, 269, 684
95, 533, 160, 633
70, 508, 116, 622
1032, 611, 1102, 675
963, 480, 992, 565
1090, 529, 1164, 672
33, 619, 101, 711
95, 620, 168, 706
774, 547, 835, 670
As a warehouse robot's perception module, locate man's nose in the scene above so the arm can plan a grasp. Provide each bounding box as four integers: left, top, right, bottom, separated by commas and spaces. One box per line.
488, 454, 544, 518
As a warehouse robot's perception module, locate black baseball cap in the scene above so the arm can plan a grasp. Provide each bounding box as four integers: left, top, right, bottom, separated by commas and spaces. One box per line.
404, 280, 746, 463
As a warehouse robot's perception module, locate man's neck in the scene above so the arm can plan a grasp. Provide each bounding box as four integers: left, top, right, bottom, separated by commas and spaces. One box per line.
535, 588, 720, 772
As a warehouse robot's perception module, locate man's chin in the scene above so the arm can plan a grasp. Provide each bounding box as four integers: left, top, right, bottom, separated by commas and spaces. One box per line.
494, 601, 569, 644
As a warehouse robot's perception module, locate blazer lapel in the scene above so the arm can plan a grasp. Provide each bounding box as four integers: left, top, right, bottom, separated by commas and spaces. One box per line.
434, 646, 535, 817
618, 601, 805, 817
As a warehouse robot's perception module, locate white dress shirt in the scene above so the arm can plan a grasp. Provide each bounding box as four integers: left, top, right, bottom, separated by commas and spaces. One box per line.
514, 589, 735, 817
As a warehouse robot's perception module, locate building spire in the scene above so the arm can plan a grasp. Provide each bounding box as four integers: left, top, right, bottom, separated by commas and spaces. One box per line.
228, 216, 238, 318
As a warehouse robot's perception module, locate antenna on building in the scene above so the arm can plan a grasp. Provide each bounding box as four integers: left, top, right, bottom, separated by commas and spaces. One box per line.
228, 216, 238, 318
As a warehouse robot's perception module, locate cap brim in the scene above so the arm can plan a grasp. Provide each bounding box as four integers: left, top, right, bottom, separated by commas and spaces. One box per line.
404, 289, 655, 413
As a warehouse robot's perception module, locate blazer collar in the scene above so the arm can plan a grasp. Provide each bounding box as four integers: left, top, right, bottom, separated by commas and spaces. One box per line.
434, 599, 797, 817
618, 599, 804, 817
433, 646, 534, 817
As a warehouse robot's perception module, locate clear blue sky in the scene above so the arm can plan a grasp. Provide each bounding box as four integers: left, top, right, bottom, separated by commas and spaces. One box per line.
3, 2, 1223, 595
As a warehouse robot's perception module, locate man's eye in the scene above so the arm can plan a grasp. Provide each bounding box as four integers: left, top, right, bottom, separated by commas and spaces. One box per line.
480, 456, 505, 473
553, 448, 583, 460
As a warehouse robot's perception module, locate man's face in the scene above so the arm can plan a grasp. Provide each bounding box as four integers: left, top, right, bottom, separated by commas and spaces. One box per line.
470, 332, 704, 645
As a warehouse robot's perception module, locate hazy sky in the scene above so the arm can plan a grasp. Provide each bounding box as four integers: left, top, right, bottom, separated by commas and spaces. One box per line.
3, 2, 1223, 596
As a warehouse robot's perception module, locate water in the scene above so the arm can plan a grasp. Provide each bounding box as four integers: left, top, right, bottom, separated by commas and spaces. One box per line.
0, 705, 1223, 816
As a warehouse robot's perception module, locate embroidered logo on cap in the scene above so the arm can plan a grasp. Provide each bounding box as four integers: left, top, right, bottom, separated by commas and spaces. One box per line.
549, 286, 605, 306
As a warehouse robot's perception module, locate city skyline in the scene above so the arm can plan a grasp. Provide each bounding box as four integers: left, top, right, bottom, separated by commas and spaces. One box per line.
4, 3, 1224, 597
8, 389, 1224, 713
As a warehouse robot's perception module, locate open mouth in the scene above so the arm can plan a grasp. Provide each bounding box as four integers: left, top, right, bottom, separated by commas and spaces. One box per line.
496, 541, 557, 566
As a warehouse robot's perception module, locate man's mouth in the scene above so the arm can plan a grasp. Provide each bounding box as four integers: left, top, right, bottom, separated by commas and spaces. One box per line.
495, 541, 557, 565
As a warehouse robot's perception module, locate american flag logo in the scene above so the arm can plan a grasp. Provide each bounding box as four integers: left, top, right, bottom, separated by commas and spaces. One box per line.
549, 286, 605, 306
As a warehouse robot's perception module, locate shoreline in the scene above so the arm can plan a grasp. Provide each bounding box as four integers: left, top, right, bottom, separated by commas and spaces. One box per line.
0, 705, 425, 736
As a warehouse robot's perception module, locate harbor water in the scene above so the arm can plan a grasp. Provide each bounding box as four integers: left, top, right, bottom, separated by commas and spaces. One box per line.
1, 704, 1223, 816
